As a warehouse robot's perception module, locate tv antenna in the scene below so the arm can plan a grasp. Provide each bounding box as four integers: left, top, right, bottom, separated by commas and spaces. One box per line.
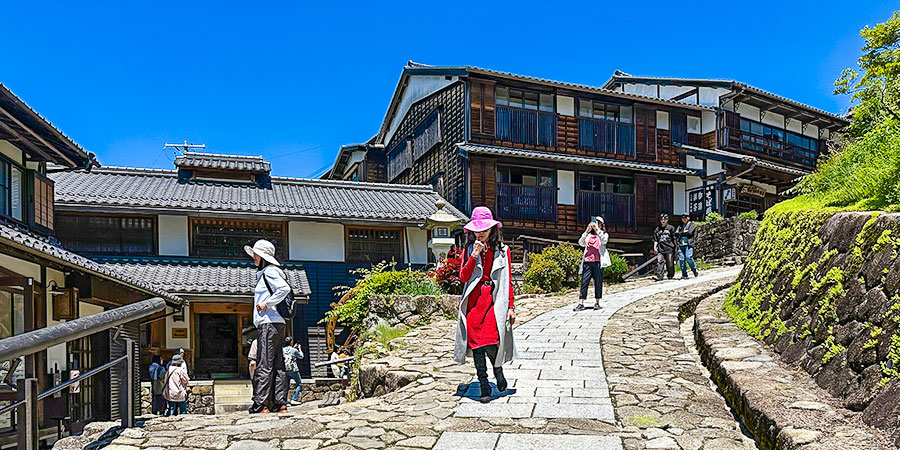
164, 141, 206, 155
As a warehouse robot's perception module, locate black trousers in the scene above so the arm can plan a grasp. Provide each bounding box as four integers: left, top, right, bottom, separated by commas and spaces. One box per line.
656, 251, 676, 279
472, 344, 504, 391
579, 262, 604, 300
252, 322, 288, 408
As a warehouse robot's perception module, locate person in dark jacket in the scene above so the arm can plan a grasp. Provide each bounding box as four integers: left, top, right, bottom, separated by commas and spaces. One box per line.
675, 213, 699, 279
148, 355, 167, 415
653, 214, 677, 281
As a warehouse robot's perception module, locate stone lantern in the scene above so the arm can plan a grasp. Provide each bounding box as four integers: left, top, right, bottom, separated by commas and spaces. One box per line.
424, 200, 462, 265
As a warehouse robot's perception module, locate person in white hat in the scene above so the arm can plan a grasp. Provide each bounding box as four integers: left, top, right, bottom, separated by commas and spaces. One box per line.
244, 239, 291, 414
576, 216, 611, 311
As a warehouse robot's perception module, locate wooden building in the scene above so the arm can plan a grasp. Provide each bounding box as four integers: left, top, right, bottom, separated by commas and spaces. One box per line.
50, 152, 465, 378
324, 62, 849, 254
0, 84, 184, 447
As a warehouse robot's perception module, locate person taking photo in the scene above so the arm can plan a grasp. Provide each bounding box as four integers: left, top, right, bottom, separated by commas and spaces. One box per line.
575, 216, 611, 311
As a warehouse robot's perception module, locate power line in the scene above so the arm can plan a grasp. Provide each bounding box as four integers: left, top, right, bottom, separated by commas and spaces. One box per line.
268, 145, 323, 160
304, 162, 333, 179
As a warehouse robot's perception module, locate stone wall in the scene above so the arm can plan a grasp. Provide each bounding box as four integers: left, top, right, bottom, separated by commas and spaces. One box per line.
141, 380, 215, 415
367, 294, 457, 329
727, 210, 900, 443
693, 217, 760, 265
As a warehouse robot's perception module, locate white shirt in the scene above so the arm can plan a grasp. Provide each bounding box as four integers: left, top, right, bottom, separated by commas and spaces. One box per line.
253, 265, 290, 327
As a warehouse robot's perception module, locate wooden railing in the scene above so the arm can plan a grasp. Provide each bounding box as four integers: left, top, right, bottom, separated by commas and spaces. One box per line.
576, 191, 635, 229
578, 117, 634, 156
496, 106, 556, 147
719, 126, 817, 168
495, 183, 557, 222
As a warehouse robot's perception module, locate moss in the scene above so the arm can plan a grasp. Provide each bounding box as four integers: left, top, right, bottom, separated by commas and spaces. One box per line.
822, 336, 846, 364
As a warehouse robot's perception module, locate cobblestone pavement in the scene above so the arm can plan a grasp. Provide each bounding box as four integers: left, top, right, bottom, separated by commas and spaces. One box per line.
92, 268, 748, 450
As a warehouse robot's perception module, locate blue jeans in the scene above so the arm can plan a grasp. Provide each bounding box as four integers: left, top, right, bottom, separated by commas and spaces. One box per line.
678, 245, 697, 276
287, 371, 302, 402
166, 400, 187, 416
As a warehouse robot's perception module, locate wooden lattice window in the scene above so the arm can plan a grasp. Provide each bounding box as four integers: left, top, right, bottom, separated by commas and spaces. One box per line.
190, 218, 286, 259
346, 227, 403, 264
33, 174, 54, 230
56, 214, 156, 255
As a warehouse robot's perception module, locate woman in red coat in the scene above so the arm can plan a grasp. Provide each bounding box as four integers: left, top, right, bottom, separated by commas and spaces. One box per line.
454, 206, 517, 403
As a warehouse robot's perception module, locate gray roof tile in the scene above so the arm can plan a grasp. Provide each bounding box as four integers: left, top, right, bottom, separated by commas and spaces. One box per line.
0, 220, 184, 305
51, 167, 467, 223
99, 261, 311, 297
174, 152, 271, 173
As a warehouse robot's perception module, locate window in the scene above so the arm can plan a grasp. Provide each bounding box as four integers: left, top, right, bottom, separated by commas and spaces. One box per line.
736, 118, 820, 165
578, 174, 634, 194
33, 174, 54, 230
496, 166, 555, 187
578, 99, 635, 154
346, 227, 403, 264
0, 159, 26, 222
0, 290, 25, 340
687, 116, 701, 134
191, 218, 286, 259
55, 215, 156, 255
495, 87, 556, 146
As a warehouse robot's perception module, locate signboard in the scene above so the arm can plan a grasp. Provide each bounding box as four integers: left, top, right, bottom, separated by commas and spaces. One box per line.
172, 328, 188, 339
741, 184, 767, 198
723, 185, 737, 203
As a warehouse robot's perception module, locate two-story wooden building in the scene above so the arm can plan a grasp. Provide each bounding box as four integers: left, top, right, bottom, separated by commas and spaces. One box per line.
324, 62, 848, 254
50, 152, 465, 378
0, 84, 184, 446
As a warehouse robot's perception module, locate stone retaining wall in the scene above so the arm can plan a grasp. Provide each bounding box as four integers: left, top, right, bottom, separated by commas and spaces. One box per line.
140, 379, 345, 415
693, 217, 760, 264
695, 291, 895, 449
727, 211, 900, 444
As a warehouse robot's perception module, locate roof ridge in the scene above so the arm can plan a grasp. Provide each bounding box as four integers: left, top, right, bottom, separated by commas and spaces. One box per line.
180, 151, 265, 160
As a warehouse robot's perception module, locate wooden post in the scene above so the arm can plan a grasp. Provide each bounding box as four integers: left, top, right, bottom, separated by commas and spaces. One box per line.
123, 338, 134, 428
17, 377, 38, 450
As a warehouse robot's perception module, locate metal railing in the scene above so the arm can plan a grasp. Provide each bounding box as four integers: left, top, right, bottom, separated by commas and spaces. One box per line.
0, 297, 167, 450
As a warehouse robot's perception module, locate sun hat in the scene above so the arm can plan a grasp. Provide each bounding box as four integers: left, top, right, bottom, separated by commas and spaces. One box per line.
592, 216, 605, 224
244, 239, 281, 266
171, 354, 184, 366
464, 207, 502, 232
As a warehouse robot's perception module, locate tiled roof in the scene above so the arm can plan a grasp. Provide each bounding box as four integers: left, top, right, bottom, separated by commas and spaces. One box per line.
174, 152, 271, 173
457, 143, 699, 176
97, 259, 311, 297
0, 220, 184, 305
676, 144, 810, 176
51, 167, 467, 223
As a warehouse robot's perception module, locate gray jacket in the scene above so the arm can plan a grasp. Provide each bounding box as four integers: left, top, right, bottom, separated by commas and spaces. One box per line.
675, 222, 697, 248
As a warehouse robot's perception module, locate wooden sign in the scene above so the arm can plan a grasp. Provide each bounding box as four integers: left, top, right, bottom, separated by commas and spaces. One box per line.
741, 184, 767, 198
172, 328, 188, 339
52, 287, 78, 321
723, 186, 737, 203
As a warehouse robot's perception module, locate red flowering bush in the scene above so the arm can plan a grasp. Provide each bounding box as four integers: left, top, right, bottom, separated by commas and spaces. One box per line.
429, 246, 463, 295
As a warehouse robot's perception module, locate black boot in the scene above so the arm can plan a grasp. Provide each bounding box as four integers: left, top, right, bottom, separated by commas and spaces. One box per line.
494, 367, 507, 392
473, 349, 492, 403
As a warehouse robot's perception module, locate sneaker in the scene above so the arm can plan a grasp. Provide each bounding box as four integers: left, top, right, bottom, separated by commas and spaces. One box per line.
593, 303, 602, 311
275, 405, 289, 413
289, 400, 302, 406
573, 304, 585, 311
680, 274, 688, 279
693, 270, 699, 277
248, 404, 269, 414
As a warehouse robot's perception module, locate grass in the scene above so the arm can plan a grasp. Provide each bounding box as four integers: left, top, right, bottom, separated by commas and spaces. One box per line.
373, 322, 411, 349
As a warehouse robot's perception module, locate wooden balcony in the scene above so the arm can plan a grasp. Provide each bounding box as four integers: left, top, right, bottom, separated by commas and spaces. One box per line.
719, 125, 818, 168
576, 191, 635, 231
496, 106, 556, 147
578, 118, 634, 156
496, 183, 557, 222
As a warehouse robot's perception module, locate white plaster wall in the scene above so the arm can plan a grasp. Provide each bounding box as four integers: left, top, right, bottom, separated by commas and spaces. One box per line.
557, 96, 575, 117
656, 111, 670, 130
685, 175, 703, 192
557, 170, 575, 206
761, 111, 785, 128
623, 84, 659, 98
385, 75, 456, 146
786, 118, 803, 134
158, 215, 189, 256
79, 302, 103, 317
166, 308, 190, 349
45, 268, 67, 372
687, 116, 701, 135
673, 182, 686, 215
661, 86, 696, 103
288, 222, 345, 262
707, 160, 724, 176
686, 155, 704, 170
0, 141, 23, 164
803, 123, 819, 139
0, 254, 40, 280
736, 104, 761, 121
699, 87, 730, 107
405, 227, 429, 265
821, 128, 831, 139
701, 111, 716, 134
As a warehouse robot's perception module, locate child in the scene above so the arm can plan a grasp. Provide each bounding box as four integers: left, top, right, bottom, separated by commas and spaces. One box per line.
453, 206, 517, 403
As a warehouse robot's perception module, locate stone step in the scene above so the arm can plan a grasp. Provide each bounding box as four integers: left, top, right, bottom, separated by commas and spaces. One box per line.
434, 432, 622, 450
215, 402, 253, 415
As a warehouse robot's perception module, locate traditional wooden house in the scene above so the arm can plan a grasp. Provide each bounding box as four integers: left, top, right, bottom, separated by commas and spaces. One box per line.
0, 84, 184, 446
50, 152, 465, 378
325, 62, 848, 254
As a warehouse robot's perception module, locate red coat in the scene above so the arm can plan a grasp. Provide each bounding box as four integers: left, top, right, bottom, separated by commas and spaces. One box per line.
460, 246, 514, 349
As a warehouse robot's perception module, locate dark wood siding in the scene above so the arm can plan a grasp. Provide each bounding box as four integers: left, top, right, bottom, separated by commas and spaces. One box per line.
469, 157, 496, 211
635, 107, 657, 162
470, 79, 495, 138
635, 174, 658, 230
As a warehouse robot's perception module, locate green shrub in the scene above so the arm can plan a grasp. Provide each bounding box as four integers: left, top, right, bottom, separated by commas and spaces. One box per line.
706, 212, 724, 222
523, 256, 565, 293
738, 210, 759, 220
605, 253, 629, 283
325, 262, 442, 332
518, 283, 546, 295
373, 322, 410, 349
537, 243, 583, 287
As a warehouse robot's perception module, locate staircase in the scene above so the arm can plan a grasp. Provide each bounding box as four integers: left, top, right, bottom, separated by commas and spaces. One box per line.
213, 380, 254, 414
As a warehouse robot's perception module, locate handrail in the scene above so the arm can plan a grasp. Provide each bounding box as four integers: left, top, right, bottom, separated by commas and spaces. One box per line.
0, 355, 128, 417
0, 297, 165, 362
313, 356, 354, 368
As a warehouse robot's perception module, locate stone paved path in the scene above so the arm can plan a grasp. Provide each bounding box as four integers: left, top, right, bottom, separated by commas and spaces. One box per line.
80, 268, 753, 450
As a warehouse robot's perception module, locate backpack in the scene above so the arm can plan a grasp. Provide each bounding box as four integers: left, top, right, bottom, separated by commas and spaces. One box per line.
262, 267, 298, 320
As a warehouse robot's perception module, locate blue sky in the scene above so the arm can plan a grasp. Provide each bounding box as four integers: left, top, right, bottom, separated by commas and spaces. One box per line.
3, 1, 897, 178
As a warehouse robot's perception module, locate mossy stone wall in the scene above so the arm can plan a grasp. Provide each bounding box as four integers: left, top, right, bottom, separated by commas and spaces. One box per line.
726, 210, 900, 438
693, 217, 760, 264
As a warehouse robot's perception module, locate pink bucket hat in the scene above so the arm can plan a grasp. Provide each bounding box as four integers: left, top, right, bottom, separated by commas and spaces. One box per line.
464, 206, 502, 232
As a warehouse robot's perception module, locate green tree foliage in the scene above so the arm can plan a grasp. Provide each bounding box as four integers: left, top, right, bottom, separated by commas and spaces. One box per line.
796, 11, 900, 211
523, 243, 629, 291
